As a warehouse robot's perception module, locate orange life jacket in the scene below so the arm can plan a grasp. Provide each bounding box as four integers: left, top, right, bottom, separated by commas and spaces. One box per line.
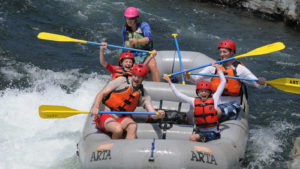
211, 61, 243, 96
103, 85, 141, 112
112, 66, 132, 80
194, 97, 218, 128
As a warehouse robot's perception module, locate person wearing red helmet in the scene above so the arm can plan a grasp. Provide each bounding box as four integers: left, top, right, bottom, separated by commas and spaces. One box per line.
91, 64, 165, 139
99, 42, 157, 80
185, 40, 266, 122
122, 7, 161, 82
164, 61, 226, 142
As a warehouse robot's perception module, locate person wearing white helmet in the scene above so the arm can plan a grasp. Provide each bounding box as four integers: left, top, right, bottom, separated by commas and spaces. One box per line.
122, 7, 161, 82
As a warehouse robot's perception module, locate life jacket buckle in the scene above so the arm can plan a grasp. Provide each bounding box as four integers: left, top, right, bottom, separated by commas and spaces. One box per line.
200, 103, 206, 107
124, 99, 131, 105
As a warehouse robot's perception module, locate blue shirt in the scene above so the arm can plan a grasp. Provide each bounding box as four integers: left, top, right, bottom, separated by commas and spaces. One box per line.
122, 21, 152, 46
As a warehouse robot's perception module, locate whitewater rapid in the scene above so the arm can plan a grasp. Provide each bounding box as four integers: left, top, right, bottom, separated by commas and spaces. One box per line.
0, 59, 110, 169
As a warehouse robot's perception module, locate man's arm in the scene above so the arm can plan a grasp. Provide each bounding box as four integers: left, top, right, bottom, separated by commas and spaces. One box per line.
143, 50, 157, 65
99, 42, 108, 68
237, 65, 266, 89
91, 85, 113, 115
91, 78, 125, 115
140, 90, 165, 120
130, 22, 151, 46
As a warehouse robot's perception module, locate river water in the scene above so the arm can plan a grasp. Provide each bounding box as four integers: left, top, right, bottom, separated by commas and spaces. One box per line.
0, 0, 299, 168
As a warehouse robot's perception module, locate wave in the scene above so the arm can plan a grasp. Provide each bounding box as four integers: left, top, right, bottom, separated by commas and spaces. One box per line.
0, 61, 109, 169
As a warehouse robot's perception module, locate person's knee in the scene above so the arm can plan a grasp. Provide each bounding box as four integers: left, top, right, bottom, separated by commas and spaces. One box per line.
126, 122, 137, 132
190, 134, 198, 141
112, 124, 123, 135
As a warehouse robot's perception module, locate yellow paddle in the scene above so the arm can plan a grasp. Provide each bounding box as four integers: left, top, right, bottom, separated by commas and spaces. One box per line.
37, 32, 153, 54
266, 78, 300, 95
39, 105, 158, 119
169, 42, 285, 77
190, 73, 300, 95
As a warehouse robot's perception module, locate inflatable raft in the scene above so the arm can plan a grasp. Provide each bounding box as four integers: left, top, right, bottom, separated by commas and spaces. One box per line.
77, 51, 249, 169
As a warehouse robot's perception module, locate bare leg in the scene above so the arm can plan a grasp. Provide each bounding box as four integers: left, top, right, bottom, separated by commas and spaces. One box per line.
121, 118, 137, 139
148, 58, 161, 82
216, 107, 222, 119
190, 134, 200, 141
105, 119, 123, 139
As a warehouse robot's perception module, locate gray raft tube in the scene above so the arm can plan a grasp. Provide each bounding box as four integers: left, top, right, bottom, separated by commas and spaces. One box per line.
134, 81, 196, 125
150, 51, 215, 83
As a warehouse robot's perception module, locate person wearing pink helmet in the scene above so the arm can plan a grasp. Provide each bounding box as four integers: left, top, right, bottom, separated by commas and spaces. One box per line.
91, 64, 165, 139
99, 42, 157, 80
184, 40, 266, 122
164, 61, 226, 142
122, 7, 161, 82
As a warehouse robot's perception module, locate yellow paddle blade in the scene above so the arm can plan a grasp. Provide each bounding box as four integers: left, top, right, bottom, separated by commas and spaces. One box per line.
235, 42, 285, 59
267, 78, 300, 94
39, 105, 89, 119
37, 32, 87, 44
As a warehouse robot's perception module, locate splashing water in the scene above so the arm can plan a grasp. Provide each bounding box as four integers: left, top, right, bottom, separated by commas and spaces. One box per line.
0, 61, 110, 169
244, 121, 295, 169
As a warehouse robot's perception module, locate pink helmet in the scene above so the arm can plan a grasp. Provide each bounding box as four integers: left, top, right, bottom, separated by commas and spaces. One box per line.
119, 51, 135, 65
132, 64, 148, 78
196, 81, 212, 90
218, 40, 236, 53
124, 7, 139, 18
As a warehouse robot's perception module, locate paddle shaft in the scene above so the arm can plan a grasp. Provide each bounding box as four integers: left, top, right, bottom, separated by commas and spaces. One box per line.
190, 72, 258, 81
189, 74, 300, 94
172, 34, 185, 84
169, 42, 285, 77
99, 111, 157, 115
42, 110, 157, 115
170, 57, 234, 77
86, 41, 151, 54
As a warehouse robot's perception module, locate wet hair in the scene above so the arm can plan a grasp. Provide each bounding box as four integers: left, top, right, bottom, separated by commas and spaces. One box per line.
124, 17, 138, 32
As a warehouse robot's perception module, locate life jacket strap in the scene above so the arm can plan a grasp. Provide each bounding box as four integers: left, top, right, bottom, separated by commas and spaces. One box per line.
195, 103, 214, 107
197, 122, 218, 127
194, 113, 217, 118
117, 106, 126, 112
124, 99, 132, 105
129, 94, 135, 98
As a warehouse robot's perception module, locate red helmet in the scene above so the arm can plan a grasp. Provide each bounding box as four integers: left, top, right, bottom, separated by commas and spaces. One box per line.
119, 52, 135, 65
124, 7, 139, 18
132, 64, 148, 78
218, 40, 236, 53
196, 81, 212, 90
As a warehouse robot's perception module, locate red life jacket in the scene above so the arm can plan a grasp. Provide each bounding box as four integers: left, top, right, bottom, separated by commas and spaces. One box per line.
103, 85, 141, 112
194, 97, 218, 128
211, 61, 243, 96
112, 66, 132, 80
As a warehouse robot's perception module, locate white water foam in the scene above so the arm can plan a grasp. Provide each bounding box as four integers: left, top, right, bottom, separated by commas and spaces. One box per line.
246, 120, 295, 168
0, 63, 110, 169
